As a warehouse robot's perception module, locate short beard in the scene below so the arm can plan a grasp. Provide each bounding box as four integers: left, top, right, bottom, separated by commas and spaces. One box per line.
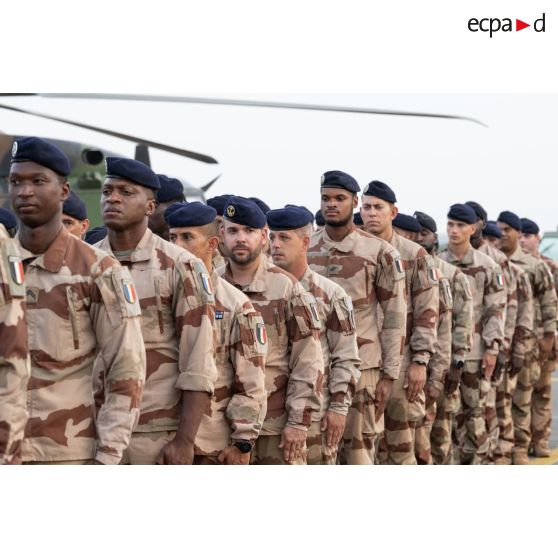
325, 214, 352, 228
419, 240, 435, 254
228, 245, 262, 265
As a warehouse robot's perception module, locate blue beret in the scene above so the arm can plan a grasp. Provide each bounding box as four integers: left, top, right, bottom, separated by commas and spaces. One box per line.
482, 221, 502, 239
267, 206, 314, 231
11, 136, 71, 176
447, 204, 477, 225
165, 202, 217, 228
363, 180, 397, 203
413, 211, 437, 233
285, 204, 314, 223
465, 201, 487, 222
156, 175, 184, 203
392, 213, 421, 233
249, 197, 270, 215
223, 196, 266, 229
0, 207, 17, 230
497, 211, 521, 231
62, 191, 88, 221
320, 170, 360, 193
315, 209, 325, 227
521, 218, 539, 235
105, 157, 160, 190
84, 226, 107, 245
353, 212, 363, 225
206, 194, 234, 216
163, 202, 185, 223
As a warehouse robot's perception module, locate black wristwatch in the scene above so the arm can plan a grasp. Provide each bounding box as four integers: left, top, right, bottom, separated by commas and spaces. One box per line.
232, 440, 253, 454
453, 359, 465, 369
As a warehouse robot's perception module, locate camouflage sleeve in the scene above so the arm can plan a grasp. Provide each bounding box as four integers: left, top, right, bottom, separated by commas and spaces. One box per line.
0, 235, 29, 465
409, 254, 439, 365
227, 302, 267, 442
325, 293, 361, 416
285, 283, 324, 430
376, 247, 407, 379
535, 260, 558, 336
481, 263, 506, 355
512, 270, 534, 362
501, 263, 518, 358
451, 270, 474, 360
174, 257, 218, 393
90, 262, 146, 465
427, 277, 452, 390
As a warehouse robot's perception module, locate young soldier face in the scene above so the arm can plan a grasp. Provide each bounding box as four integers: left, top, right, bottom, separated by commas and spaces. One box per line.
62, 213, 90, 239
222, 220, 267, 265
497, 222, 520, 252
269, 228, 307, 270
360, 195, 396, 236
9, 161, 69, 228
169, 225, 218, 263
101, 178, 155, 231
320, 188, 357, 227
447, 219, 475, 245
519, 232, 539, 255
417, 227, 437, 253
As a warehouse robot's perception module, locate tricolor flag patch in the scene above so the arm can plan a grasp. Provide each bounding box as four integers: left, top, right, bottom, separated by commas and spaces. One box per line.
122, 280, 137, 305
496, 273, 505, 288
201, 272, 213, 295
8, 256, 24, 285
395, 257, 404, 274
429, 267, 441, 283
310, 303, 320, 323
256, 323, 267, 345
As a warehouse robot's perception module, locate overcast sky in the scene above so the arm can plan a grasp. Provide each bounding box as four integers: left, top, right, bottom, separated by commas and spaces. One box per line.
1, 93, 556, 233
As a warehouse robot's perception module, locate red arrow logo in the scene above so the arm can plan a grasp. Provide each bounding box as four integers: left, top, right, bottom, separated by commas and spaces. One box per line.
516, 19, 530, 31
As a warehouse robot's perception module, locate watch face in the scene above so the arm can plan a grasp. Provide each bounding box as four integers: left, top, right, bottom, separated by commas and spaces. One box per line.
234, 441, 252, 453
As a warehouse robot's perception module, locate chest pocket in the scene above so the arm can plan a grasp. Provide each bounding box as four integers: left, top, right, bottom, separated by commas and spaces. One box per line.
438, 278, 453, 314
139, 269, 175, 343
267, 300, 288, 351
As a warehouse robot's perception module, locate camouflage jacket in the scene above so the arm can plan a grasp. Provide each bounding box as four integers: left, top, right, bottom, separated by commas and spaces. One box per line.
96, 228, 217, 433
439, 245, 505, 360
388, 232, 438, 368
508, 261, 534, 363
194, 270, 267, 456
18, 226, 145, 464
308, 227, 406, 379
299, 267, 361, 418
0, 225, 29, 464
540, 254, 558, 332
221, 257, 323, 435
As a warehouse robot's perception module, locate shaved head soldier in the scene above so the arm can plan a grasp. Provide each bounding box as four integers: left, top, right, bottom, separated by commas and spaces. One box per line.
0, 223, 29, 464
308, 171, 407, 465
166, 202, 267, 464
268, 205, 361, 464
96, 158, 217, 465
9, 137, 146, 465
148, 174, 185, 241
361, 181, 439, 465
220, 196, 324, 464
439, 204, 505, 464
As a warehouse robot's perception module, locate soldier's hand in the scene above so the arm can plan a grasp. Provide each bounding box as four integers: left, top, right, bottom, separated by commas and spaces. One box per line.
156, 439, 195, 465
444, 365, 462, 395
218, 446, 250, 465
425, 382, 440, 408
492, 355, 507, 383
404, 362, 426, 402
321, 410, 346, 447
374, 377, 394, 422
279, 426, 307, 463
481, 352, 497, 380
508, 356, 524, 378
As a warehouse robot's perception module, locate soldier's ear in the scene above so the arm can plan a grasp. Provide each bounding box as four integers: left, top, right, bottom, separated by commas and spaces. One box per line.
352, 195, 358, 209
145, 198, 156, 217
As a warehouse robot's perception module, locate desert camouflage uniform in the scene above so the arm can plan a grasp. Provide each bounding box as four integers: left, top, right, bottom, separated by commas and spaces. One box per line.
18, 226, 145, 464
308, 227, 406, 465
414, 260, 451, 464
507, 246, 557, 462
194, 270, 267, 462
379, 232, 438, 465
494, 262, 534, 462
428, 258, 474, 465
96, 228, 217, 464
299, 267, 361, 465
531, 254, 558, 452
477, 240, 517, 461
0, 225, 29, 465
220, 257, 323, 465
439, 246, 505, 464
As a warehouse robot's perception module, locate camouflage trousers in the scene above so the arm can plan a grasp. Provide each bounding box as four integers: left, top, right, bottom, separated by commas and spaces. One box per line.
484, 376, 503, 464
306, 421, 338, 465
453, 361, 490, 465
494, 371, 518, 463
251, 434, 306, 465
379, 360, 425, 465
512, 355, 540, 452
338, 368, 381, 465
531, 357, 555, 449
121, 430, 176, 464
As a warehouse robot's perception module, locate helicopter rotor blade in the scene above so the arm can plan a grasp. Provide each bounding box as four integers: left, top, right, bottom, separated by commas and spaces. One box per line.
200, 174, 221, 192
37, 93, 487, 127
0, 101, 219, 164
